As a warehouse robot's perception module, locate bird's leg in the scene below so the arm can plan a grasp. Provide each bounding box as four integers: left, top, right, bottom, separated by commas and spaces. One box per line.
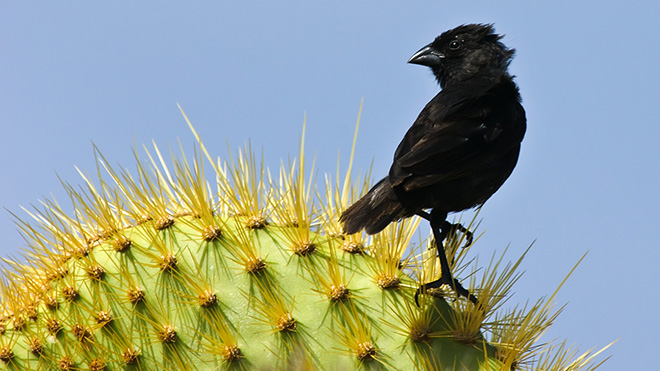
415, 210, 432, 221
415, 211, 473, 248
415, 210, 478, 306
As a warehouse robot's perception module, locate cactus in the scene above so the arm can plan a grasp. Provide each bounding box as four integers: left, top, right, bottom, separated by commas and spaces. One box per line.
0, 113, 610, 370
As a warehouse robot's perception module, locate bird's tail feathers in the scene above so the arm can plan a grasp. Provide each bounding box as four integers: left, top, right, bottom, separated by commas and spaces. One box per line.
339, 178, 404, 235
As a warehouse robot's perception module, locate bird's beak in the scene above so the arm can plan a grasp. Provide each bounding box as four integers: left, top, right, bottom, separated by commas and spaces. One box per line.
408, 44, 445, 66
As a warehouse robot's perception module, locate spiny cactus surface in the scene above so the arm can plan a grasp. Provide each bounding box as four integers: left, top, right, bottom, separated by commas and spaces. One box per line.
0, 116, 611, 370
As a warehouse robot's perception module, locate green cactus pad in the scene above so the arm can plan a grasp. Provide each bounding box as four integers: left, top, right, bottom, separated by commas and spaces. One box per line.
0, 213, 504, 370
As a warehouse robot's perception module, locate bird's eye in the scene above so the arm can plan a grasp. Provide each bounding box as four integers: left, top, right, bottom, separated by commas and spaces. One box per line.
449, 40, 462, 50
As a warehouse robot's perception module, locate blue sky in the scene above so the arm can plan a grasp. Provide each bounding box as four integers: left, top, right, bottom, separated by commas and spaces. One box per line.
2, 2, 659, 369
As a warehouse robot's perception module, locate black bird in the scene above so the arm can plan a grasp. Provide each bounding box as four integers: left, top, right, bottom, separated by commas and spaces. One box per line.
339, 24, 526, 304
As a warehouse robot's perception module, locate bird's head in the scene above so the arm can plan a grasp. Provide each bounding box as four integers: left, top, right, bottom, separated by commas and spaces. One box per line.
408, 24, 515, 88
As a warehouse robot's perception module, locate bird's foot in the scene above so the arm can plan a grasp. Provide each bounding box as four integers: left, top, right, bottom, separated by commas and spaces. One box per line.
414, 274, 478, 307
450, 222, 473, 248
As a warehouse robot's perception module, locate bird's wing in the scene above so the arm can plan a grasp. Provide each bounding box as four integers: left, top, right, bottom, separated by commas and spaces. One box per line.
395, 120, 486, 168
389, 90, 513, 190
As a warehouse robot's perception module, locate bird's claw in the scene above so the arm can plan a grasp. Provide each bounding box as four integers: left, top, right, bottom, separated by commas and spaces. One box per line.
449, 222, 473, 248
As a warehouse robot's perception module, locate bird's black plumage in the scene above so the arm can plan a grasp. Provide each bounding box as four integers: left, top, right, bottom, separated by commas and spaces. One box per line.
340, 24, 525, 235
339, 24, 526, 304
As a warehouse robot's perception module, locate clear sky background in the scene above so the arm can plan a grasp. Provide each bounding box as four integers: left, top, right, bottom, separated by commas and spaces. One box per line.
2, 2, 658, 370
